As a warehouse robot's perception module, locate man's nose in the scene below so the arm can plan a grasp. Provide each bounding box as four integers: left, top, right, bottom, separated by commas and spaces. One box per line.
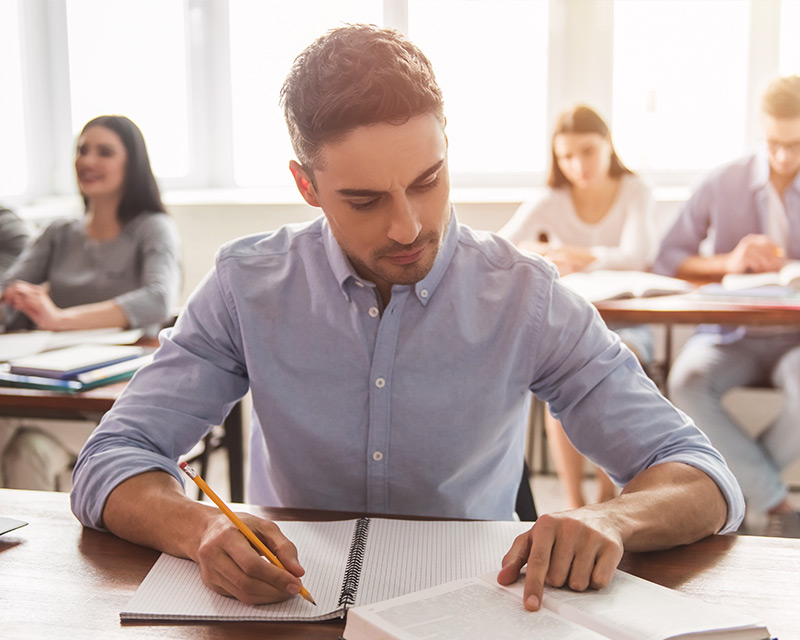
387, 199, 422, 245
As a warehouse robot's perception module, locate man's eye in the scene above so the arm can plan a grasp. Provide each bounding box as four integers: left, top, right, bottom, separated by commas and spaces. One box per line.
351, 199, 378, 211
415, 176, 440, 192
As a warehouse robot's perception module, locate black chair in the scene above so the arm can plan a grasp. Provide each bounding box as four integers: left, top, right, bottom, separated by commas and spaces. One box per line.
516, 460, 538, 521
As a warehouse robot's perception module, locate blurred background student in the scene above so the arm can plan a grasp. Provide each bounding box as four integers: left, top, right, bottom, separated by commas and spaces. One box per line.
0, 205, 32, 280
0, 114, 181, 491
498, 104, 656, 509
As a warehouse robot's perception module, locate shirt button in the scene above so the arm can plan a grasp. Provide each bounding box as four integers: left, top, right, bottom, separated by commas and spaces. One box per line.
372, 451, 384, 461
354, 281, 365, 288
420, 289, 429, 298
375, 377, 386, 388
368, 306, 379, 318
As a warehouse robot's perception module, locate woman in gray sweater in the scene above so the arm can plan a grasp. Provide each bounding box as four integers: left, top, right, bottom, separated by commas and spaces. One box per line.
1, 115, 180, 332
0, 115, 181, 490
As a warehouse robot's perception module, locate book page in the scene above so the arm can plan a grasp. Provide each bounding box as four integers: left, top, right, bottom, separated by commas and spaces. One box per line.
121, 519, 359, 621
344, 576, 605, 640
561, 271, 692, 303
355, 519, 530, 605
540, 570, 768, 640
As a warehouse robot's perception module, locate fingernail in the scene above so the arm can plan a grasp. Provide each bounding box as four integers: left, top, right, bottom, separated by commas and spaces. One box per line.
287, 583, 300, 595
525, 595, 540, 610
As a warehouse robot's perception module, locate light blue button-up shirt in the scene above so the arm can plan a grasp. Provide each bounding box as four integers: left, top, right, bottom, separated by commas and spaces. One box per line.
653, 152, 800, 343
71, 212, 744, 531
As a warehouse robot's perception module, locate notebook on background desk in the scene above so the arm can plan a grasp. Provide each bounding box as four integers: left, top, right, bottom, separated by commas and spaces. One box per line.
121, 518, 531, 622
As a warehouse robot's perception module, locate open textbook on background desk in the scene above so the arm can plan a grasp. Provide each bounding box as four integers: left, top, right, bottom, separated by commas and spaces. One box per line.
560, 270, 694, 303
722, 260, 800, 291
121, 518, 530, 622
343, 569, 771, 640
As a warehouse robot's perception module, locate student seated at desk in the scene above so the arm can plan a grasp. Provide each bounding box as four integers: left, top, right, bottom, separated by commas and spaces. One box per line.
72, 25, 743, 614
654, 75, 800, 519
0, 205, 32, 278
0, 115, 181, 491
498, 105, 657, 510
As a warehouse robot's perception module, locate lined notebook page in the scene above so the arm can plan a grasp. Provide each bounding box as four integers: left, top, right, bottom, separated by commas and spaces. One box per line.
356, 519, 530, 605
122, 519, 358, 621
121, 518, 531, 622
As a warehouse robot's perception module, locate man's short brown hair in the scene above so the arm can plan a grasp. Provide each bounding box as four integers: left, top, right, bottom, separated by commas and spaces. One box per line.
280, 24, 444, 174
762, 75, 800, 119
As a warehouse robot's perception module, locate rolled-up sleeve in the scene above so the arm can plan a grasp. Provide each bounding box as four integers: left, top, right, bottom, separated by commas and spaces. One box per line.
529, 277, 745, 532
653, 182, 712, 276
71, 264, 248, 530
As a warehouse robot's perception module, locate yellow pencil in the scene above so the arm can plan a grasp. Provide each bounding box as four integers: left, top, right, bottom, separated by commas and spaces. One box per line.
179, 461, 316, 605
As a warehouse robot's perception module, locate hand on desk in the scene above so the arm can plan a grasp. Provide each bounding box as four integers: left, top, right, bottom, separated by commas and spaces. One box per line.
1, 281, 63, 330
726, 234, 784, 274
497, 507, 623, 612
495, 462, 729, 613
196, 512, 307, 605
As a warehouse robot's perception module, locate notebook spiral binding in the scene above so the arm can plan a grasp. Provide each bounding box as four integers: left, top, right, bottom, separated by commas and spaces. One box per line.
338, 517, 371, 610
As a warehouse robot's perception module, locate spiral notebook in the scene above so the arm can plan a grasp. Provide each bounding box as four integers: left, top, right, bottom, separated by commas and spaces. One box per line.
121, 518, 530, 622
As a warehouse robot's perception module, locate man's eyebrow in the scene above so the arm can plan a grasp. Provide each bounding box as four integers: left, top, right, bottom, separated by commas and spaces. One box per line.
335, 159, 445, 198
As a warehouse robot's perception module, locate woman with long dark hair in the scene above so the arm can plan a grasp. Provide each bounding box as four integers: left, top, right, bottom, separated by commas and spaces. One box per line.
0, 115, 181, 491
1, 115, 180, 333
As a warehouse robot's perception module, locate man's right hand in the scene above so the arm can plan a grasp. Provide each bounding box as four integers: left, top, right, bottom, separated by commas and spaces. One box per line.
102, 471, 307, 605
726, 234, 784, 273
195, 511, 307, 605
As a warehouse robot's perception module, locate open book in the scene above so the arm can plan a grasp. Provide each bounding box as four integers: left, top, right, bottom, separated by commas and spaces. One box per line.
722, 260, 800, 291
121, 518, 530, 622
343, 569, 770, 640
560, 270, 694, 303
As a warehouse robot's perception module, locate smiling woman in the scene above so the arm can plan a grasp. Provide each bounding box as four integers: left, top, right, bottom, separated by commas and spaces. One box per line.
0, 114, 182, 493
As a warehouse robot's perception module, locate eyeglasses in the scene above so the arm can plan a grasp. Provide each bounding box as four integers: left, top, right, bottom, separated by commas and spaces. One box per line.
766, 139, 800, 156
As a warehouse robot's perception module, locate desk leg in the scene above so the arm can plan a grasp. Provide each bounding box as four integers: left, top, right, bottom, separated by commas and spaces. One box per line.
223, 403, 245, 503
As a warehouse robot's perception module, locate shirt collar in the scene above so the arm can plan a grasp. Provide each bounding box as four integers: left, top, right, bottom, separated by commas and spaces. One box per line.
749, 149, 800, 193
749, 150, 771, 191
321, 206, 459, 305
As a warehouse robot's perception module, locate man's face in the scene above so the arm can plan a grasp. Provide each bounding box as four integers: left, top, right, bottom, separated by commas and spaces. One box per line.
294, 114, 451, 298
763, 113, 800, 180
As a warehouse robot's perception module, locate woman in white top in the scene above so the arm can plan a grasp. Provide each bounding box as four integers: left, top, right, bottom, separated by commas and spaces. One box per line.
499, 104, 656, 509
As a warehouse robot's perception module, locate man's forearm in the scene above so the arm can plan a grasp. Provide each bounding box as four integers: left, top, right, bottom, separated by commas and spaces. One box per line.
612, 462, 728, 552
674, 255, 730, 280
102, 470, 219, 561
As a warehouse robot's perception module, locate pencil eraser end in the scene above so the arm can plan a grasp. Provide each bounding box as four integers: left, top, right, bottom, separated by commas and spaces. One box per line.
179, 461, 187, 470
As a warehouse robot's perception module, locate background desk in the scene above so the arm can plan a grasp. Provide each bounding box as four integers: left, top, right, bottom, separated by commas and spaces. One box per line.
2, 489, 799, 639
0, 339, 244, 502
595, 293, 800, 370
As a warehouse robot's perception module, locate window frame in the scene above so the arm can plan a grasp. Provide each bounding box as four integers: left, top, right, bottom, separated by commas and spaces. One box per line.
4, 0, 793, 205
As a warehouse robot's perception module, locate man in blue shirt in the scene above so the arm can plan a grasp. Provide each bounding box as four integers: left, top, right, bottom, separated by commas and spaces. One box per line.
654, 75, 800, 518
72, 25, 743, 613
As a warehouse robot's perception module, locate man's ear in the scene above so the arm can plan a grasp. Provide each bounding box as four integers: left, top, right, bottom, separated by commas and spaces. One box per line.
289, 160, 320, 207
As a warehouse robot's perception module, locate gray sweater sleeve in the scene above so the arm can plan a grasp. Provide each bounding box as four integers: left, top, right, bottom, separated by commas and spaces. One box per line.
0, 208, 34, 276
114, 214, 182, 328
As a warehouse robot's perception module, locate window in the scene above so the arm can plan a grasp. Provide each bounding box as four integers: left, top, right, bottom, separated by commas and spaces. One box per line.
612, 0, 750, 173
0, 0, 27, 197
780, 0, 800, 75
408, 0, 549, 181
3, 0, 799, 204
228, 0, 382, 187
65, 0, 190, 178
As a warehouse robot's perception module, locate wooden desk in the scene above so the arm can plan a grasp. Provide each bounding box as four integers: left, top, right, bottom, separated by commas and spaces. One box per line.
0, 341, 244, 503
595, 293, 800, 369
2, 489, 798, 639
